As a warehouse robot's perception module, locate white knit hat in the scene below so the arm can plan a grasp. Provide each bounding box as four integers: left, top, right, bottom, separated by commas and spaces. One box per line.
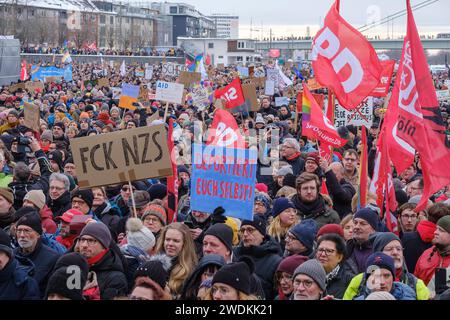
365, 291, 396, 300
126, 218, 156, 252
23, 190, 46, 210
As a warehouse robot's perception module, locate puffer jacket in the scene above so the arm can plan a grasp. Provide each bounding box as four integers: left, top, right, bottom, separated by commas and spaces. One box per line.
353, 281, 417, 300
0, 257, 40, 300
402, 220, 435, 272
414, 246, 450, 286
234, 235, 283, 300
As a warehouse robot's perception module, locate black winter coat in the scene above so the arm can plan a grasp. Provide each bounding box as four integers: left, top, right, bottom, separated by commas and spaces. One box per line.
93, 202, 121, 240
0, 258, 40, 300
234, 236, 283, 300
282, 155, 305, 176
324, 170, 356, 219
325, 263, 356, 299
48, 191, 72, 218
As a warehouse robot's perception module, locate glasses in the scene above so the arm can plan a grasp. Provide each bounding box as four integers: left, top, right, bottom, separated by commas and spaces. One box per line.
285, 234, 298, 242
401, 214, 418, 220
50, 186, 65, 191
294, 279, 314, 289
144, 216, 161, 224
317, 248, 336, 256
240, 227, 257, 235
16, 228, 34, 236
72, 199, 87, 206
79, 237, 98, 246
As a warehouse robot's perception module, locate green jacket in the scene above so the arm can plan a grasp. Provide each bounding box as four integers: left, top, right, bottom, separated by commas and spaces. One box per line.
343, 272, 429, 300
0, 173, 13, 188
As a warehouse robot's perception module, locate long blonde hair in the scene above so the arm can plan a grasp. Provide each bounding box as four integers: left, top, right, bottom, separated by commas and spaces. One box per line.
155, 223, 198, 296
202, 288, 259, 301
267, 215, 299, 243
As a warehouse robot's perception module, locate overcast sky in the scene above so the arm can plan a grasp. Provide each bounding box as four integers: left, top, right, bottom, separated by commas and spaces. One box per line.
153, 0, 450, 38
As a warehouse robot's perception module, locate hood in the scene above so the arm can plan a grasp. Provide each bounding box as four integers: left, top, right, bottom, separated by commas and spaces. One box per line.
416, 220, 436, 243
235, 235, 283, 258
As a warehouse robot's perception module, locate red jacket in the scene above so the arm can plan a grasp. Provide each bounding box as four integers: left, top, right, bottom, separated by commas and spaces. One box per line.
414, 246, 450, 285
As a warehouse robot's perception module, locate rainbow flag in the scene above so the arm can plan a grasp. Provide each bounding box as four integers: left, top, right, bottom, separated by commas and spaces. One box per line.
301, 90, 312, 136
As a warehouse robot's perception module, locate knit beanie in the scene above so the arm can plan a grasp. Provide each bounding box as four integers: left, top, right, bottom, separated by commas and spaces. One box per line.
255, 183, 268, 194
365, 252, 396, 278
127, 190, 150, 209
366, 291, 396, 300
283, 174, 297, 188
354, 208, 379, 231
71, 189, 94, 209
110, 106, 120, 115
147, 184, 167, 201
0, 228, 12, 258
141, 204, 167, 226
134, 254, 172, 289
79, 222, 112, 249
16, 213, 43, 235
212, 257, 254, 295
437, 216, 450, 234
371, 232, 401, 253
41, 129, 54, 142
317, 224, 344, 239
241, 215, 267, 237
254, 193, 271, 212
54, 252, 89, 278
177, 165, 190, 176
126, 218, 156, 252
293, 259, 327, 292
23, 190, 46, 210
276, 254, 309, 275
53, 122, 66, 132
48, 151, 64, 172
13, 207, 39, 223
276, 166, 293, 177
204, 223, 234, 253
271, 197, 296, 218
289, 219, 318, 252
46, 267, 84, 300
0, 187, 14, 204
305, 152, 320, 166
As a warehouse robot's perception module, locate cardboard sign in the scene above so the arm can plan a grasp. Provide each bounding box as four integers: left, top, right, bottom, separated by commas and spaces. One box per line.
9, 83, 25, 93
265, 80, 275, 96
45, 76, 62, 83
138, 85, 149, 103
249, 77, 266, 88
155, 81, 184, 104
145, 66, 154, 80
334, 97, 374, 128
23, 102, 40, 132
98, 78, 110, 88
242, 83, 259, 112
25, 81, 44, 93
436, 90, 450, 101
191, 84, 211, 109
190, 144, 257, 220
179, 71, 201, 87
266, 69, 279, 87
248, 66, 255, 77
275, 97, 290, 107
71, 124, 173, 189
237, 67, 249, 78
162, 63, 186, 77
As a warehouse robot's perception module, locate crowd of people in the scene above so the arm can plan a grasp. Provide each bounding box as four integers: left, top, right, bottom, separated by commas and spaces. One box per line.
21, 46, 184, 57
0, 54, 449, 301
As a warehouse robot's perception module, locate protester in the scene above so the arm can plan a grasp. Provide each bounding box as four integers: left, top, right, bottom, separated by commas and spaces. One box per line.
292, 259, 327, 300
267, 197, 299, 250
274, 255, 308, 300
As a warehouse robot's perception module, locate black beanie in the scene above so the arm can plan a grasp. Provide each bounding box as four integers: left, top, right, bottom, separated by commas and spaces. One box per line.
71, 189, 94, 209
46, 267, 84, 300
53, 122, 66, 132
48, 150, 64, 172
283, 173, 297, 188
13, 207, 39, 223
134, 254, 172, 289
16, 213, 43, 235
212, 257, 254, 295
53, 252, 89, 286
241, 215, 267, 236
204, 223, 234, 253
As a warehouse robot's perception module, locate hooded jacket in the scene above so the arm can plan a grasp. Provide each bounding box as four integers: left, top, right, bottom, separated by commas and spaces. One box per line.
352, 281, 417, 300
0, 257, 40, 300
402, 220, 436, 272
234, 235, 283, 300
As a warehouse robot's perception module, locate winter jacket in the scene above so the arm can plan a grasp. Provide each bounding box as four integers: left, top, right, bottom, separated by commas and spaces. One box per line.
324, 170, 356, 219
414, 246, 450, 286
40, 206, 57, 234
0, 206, 15, 231
47, 191, 71, 218
14, 239, 61, 297
93, 202, 121, 239
345, 238, 374, 274
120, 244, 150, 292
291, 194, 341, 228
281, 153, 305, 176
343, 272, 429, 300
343, 169, 359, 191
325, 263, 356, 299
183, 213, 212, 256
352, 281, 417, 300
0, 172, 13, 188
402, 220, 435, 272
0, 257, 40, 300
234, 236, 283, 300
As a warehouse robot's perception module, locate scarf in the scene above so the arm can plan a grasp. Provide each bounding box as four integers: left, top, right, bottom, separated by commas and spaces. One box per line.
0, 211, 14, 229
87, 248, 109, 266
286, 152, 301, 161
326, 264, 341, 284
292, 195, 327, 218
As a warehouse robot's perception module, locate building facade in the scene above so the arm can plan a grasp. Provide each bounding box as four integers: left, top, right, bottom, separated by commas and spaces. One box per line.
209, 14, 239, 39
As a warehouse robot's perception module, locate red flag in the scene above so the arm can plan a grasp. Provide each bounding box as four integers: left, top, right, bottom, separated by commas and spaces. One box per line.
357, 126, 368, 209
390, 0, 450, 212
20, 60, 28, 81
214, 78, 245, 110
167, 119, 178, 223
302, 83, 347, 148
311, 0, 382, 110
371, 60, 395, 97
326, 91, 335, 124
207, 109, 245, 149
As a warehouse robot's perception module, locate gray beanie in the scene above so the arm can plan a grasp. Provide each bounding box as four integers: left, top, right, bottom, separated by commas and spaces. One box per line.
371, 232, 401, 253
79, 222, 112, 249
293, 259, 327, 292
276, 165, 293, 177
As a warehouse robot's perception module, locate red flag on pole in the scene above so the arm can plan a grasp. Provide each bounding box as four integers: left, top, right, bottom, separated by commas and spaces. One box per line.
389, 0, 450, 212
167, 119, 178, 223
207, 109, 245, 149
20, 60, 28, 81
214, 78, 246, 110
311, 0, 382, 110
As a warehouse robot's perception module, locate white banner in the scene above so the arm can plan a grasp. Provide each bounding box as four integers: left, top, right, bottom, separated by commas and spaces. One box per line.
156, 81, 184, 104
162, 63, 186, 78
436, 89, 450, 101
334, 97, 374, 128
145, 66, 154, 80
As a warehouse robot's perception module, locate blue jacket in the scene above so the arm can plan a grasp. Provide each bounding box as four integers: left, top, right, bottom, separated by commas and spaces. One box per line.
14, 239, 61, 297
354, 281, 417, 300
0, 258, 40, 300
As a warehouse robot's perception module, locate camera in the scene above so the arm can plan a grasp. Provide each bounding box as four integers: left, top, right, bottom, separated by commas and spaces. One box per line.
14, 136, 32, 153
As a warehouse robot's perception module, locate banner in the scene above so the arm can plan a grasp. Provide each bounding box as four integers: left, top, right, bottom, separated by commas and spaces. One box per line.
25, 81, 44, 93
179, 71, 201, 87
191, 83, 212, 110
145, 66, 154, 80
71, 124, 173, 189
371, 60, 395, 97
214, 78, 245, 110
334, 97, 374, 128
190, 144, 257, 221
31, 65, 73, 82
156, 81, 185, 104
237, 67, 249, 78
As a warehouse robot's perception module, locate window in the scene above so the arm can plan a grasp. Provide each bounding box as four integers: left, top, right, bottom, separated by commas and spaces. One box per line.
100, 15, 106, 24
208, 43, 214, 49
110, 16, 114, 24
218, 56, 224, 59
170, 6, 177, 14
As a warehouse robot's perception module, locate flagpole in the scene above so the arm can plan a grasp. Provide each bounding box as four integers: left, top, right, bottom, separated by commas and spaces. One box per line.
129, 181, 138, 218
163, 102, 170, 122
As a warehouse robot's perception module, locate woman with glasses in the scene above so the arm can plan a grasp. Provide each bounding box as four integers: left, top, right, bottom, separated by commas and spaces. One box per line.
274, 255, 308, 300
315, 233, 354, 299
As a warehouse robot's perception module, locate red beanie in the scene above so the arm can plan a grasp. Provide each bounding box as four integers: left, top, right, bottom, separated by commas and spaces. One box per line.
317, 224, 344, 239
255, 183, 268, 194
276, 255, 309, 275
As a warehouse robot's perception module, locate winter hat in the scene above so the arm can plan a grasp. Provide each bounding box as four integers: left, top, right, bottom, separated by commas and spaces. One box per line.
346, 125, 357, 136
289, 219, 318, 252
276, 254, 309, 275
283, 173, 297, 188
0, 187, 14, 204
177, 165, 190, 176
141, 204, 168, 226
255, 114, 265, 125
437, 215, 450, 234
306, 152, 320, 166
134, 254, 172, 289
48, 150, 64, 171
126, 218, 156, 252
408, 195, 423, 205
371, 232, 401, 253
255, 183, 268, 194
366, 291, 396, 300
55, 209, 84, 223
241, 215, 267, 236
41, 130, 54, 142
0, 228, 12, 258
16, 213, 43, 235
8, 109, 19, 118
204, 223, 234, 253
79, 222, 112, 249
147, 184, 167, 201
354, 208, 379, 231
110, 106, 121, 115
337, 126, 350, 139
127, 190, 150, 209
53, 122, 66, 132
293, 259, 327, 292
71, 189, 94, 209
13, 207, 39, 223
317, 224, 344, 239
23, 190, 46, 210
276, 166, 293, 177
271, 197, 296, 218
46, 267, 84, 300
54, 252, 89, 276
212, 257, 254, 295
365, 252, 396, 278
254, 193, 271, 212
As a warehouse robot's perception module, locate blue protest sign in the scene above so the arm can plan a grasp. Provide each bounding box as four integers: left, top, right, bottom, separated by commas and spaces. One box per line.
31, 65, 73, 82
190, 144, 257, 221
